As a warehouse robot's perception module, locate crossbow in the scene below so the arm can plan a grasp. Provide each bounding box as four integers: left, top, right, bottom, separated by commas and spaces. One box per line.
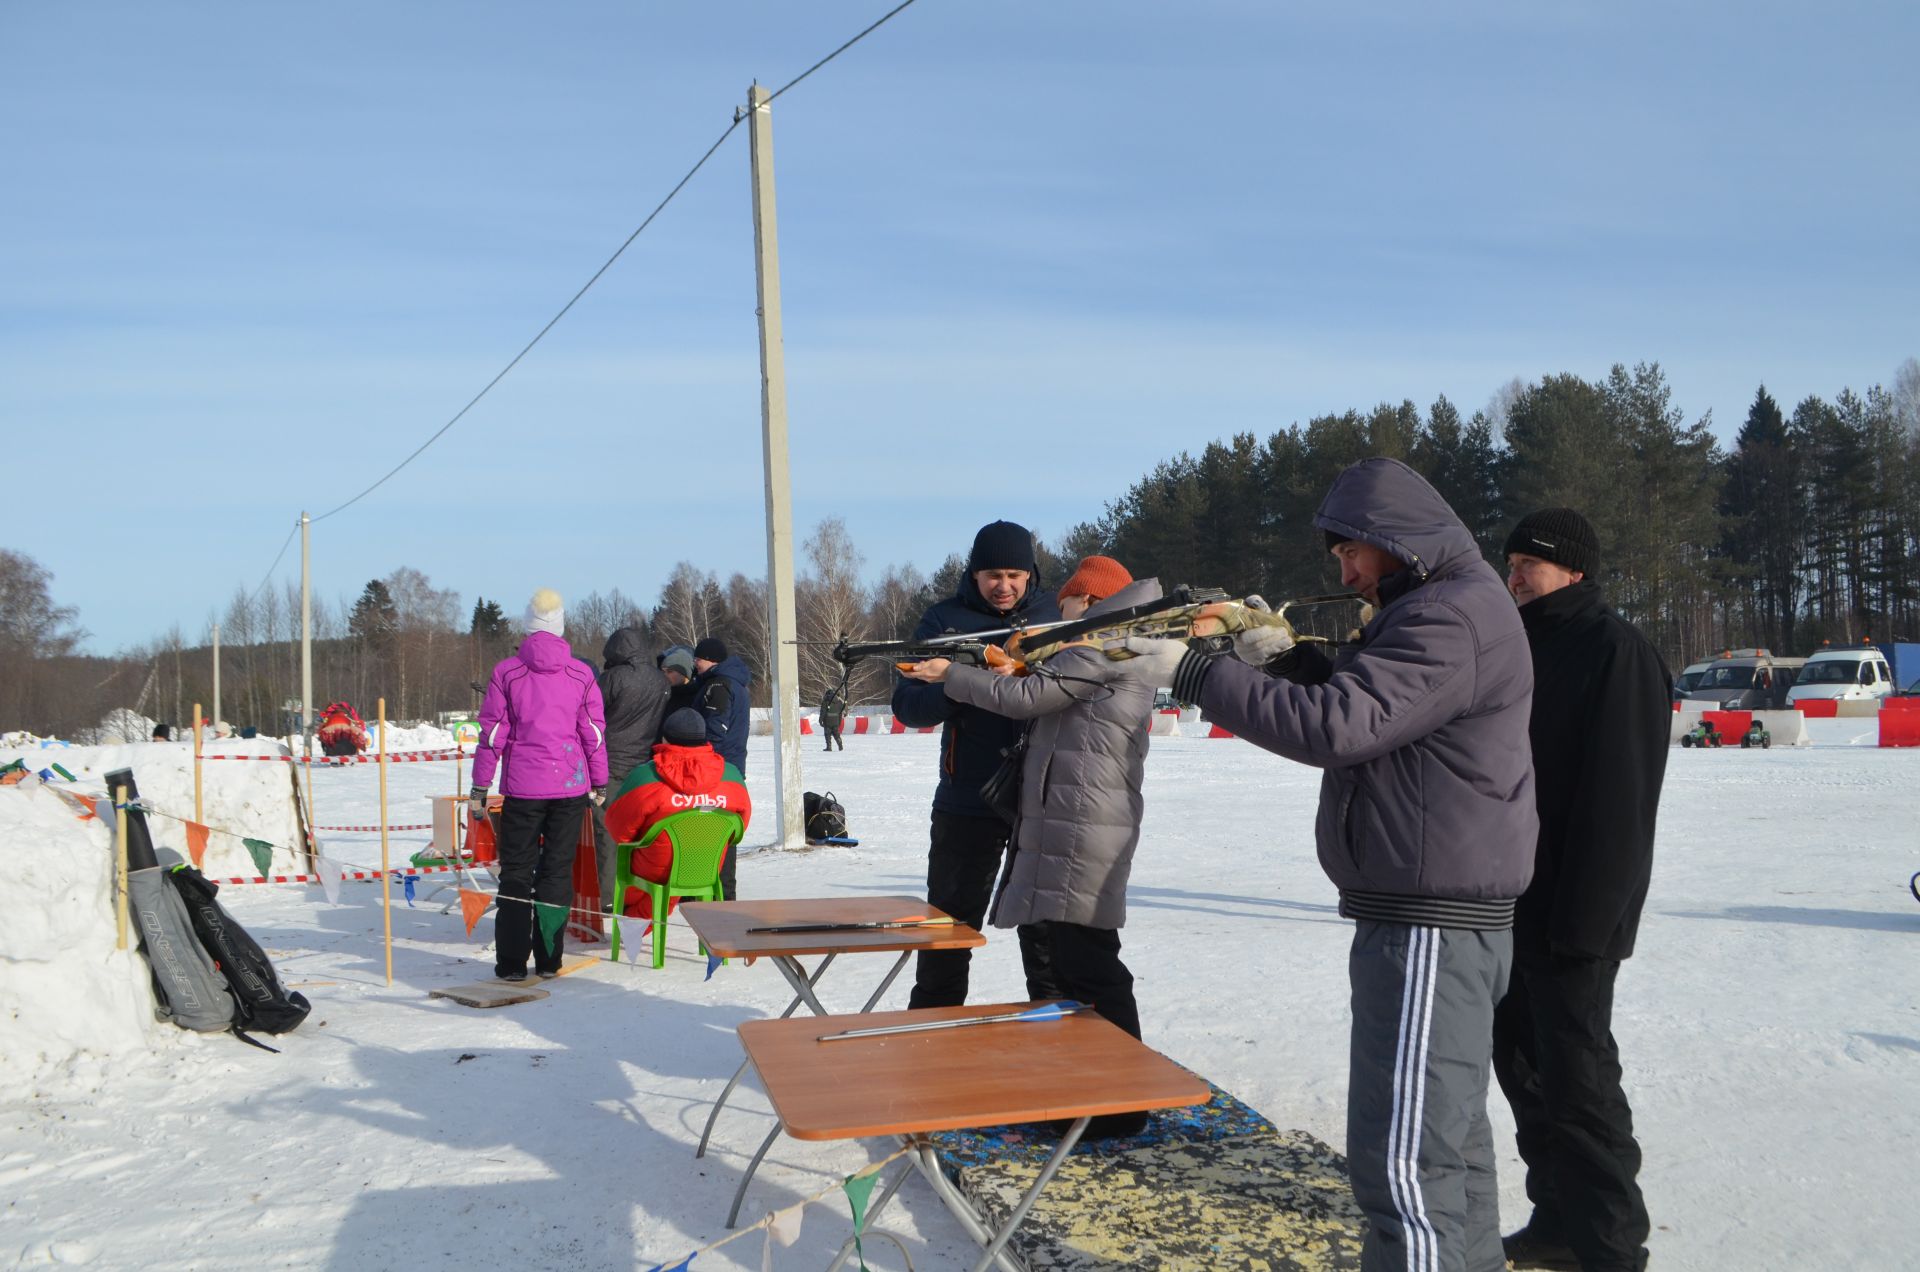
826, 586, 1364, 679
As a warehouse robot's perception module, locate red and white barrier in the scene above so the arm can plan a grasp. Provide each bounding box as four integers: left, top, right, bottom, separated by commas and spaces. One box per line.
1880, 699, 1920, 748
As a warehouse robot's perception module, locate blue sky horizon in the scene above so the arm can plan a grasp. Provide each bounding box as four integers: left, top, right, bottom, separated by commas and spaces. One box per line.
4, 2, 1915, 653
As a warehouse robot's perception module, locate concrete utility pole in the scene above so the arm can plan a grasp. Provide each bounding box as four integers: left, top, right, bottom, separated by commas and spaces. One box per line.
300, 512, 313, 754
746, 82, 805, 852
211, 622, 221, 731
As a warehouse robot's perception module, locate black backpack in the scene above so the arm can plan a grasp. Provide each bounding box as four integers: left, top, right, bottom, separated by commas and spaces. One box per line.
803, 790, 848, 843
165, 861, 312, 1045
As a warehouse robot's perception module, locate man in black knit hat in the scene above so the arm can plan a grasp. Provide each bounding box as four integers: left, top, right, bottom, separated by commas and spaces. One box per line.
1497, 507, 1670, 1272
893, 519, 1061, 1008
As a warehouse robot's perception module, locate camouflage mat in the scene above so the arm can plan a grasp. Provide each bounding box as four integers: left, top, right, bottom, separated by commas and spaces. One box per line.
928, 1084, 1365, 1271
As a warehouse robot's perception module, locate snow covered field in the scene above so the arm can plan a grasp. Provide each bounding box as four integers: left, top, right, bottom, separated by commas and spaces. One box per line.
3, 721, 1915, 1269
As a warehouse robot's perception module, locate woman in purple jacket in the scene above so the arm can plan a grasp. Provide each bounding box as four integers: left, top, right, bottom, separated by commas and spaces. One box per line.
469, 589, 608, 980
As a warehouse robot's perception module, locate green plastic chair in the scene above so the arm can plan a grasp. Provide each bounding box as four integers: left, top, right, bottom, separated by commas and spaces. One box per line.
610, 809, 744, 969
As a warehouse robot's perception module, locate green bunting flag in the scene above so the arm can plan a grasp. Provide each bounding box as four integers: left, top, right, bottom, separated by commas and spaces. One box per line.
534, 901, 568, 950
243, 837, 273, 876
843, 1169, 880, 1272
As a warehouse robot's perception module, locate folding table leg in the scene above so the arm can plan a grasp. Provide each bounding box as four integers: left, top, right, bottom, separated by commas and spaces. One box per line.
965, 1116, 1087, 1272
908, 1119, 1088, 1272
726, 1122, 788, 1229
695, 954, 837, 1160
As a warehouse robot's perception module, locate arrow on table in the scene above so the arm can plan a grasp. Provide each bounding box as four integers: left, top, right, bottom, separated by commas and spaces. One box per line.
746, 915, 955, 935
818, 1001, 1090, 1043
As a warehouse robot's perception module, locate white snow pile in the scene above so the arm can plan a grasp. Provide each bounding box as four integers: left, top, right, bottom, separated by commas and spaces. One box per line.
0, 784, 157, 1090
0, 738, 303, 877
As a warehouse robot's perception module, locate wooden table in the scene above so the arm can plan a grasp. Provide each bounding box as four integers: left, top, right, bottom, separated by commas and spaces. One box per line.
738, 1002, 1211, 1272
677, 896, 986, 1226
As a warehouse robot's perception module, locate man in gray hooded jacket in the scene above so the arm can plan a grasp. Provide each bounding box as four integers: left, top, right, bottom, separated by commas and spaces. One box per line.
1126, 458, 1537, 1272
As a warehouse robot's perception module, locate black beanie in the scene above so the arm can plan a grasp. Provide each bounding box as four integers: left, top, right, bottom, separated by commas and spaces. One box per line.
693, 637, 728, 663
968, 520, 1035, 572
1324, 529, 1353, 552
662, 707, 707, 746
1505, 508, 1599, 577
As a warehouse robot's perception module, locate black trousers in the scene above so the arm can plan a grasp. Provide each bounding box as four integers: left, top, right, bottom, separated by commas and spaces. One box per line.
822, 724, 843, 751
494, 795, 588, 975
907, 810, 1056, 1008
1493, 952, 1650, 1271
1042, 921, 1140, 1040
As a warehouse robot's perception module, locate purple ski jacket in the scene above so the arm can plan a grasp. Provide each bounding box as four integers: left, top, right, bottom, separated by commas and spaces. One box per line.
1197, 457, 1537, 930
472, 631, 609, 799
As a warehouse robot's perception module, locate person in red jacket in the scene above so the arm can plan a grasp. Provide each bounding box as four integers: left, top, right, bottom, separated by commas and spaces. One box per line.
602, 708, 751, 919
316, 702, 369, 757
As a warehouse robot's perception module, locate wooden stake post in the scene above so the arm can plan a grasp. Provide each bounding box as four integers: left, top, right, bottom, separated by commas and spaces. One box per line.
114, 784, 130, 951
192, 701, 203, 824
379, 698, 393, 986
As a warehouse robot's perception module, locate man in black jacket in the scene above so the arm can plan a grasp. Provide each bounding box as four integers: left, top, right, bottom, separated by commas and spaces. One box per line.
1496, 508, 1669, 1272
893, 520, 1061, 1008
591, 626, 669, 912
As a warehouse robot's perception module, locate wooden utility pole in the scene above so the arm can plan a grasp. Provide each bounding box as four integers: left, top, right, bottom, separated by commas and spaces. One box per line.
299, 512, 313, 751
746, 82, 805, 851
211, 622, 221, 734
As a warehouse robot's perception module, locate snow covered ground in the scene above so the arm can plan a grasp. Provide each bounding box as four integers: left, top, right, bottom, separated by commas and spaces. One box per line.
3, 721, 1915, 1269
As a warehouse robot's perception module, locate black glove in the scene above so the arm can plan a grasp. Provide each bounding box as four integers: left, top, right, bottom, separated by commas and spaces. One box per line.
468, 786, 490, 819
590, 786, 608, 807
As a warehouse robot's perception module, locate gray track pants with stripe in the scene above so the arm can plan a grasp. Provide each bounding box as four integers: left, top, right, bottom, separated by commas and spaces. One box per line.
1349, 921, 1513, 1272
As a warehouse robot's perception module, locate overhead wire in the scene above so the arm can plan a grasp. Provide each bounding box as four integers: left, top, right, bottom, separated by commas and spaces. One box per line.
247, 521, 301, 605
306, 0, 921, 527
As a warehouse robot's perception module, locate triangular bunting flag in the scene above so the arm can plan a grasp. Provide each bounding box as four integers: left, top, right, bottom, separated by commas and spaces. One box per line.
706, 952, 724, 981
844, 1169, 881, 1271
242, 837, 273, 876
459, 889, 489, 936
643, 1257, 693, 1272
185, 821, 211, 870
70, 792, 99, 820
314, 854, 342, 905
402, 875, 417, 907
768, 1205, 803, 1247
534, 901, 567, 950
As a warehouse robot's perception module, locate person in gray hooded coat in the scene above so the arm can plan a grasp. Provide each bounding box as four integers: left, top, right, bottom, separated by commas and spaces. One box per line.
1123, 458, 1537, 1272
902, 556, 1160, 1139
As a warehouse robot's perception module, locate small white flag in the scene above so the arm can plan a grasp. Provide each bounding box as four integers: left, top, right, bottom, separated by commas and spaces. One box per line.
315, 854, 344, 905
768, 1205, 802, 1247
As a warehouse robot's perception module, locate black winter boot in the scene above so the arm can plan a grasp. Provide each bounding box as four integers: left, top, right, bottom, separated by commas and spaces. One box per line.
1503, 1219, 1580, 1270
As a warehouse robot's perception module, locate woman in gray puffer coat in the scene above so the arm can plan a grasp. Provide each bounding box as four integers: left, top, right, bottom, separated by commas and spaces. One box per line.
903, 556, 1160, 1135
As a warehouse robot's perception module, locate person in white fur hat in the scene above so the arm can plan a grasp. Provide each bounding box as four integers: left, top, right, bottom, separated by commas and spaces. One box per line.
469, 589, 608, 980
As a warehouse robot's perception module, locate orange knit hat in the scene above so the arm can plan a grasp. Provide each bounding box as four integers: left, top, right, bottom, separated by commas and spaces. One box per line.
1058, 555, 1133, 605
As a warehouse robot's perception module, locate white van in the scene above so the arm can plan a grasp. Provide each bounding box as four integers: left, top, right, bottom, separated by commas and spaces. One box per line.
1786, 645, 1895, 706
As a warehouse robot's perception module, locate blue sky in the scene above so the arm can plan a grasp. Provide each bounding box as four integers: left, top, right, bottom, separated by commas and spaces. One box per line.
4, 1, 1915, 652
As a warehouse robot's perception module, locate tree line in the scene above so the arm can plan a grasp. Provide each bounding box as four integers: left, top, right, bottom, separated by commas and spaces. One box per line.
5, 358, 1915, 739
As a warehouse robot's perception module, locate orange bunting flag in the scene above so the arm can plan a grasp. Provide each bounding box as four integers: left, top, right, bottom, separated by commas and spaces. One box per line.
459, 889, 490, 936
71, 793, 99, 820
185, 821, 211, 869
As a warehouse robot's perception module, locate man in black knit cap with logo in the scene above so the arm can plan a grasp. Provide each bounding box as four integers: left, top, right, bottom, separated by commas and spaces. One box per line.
1497, 507, 1670, 1272
893, 519, 1061, 1008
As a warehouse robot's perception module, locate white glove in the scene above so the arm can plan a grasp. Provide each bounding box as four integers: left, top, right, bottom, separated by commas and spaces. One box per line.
1233, 624, 1295, 665
1116, 635, 1192, 689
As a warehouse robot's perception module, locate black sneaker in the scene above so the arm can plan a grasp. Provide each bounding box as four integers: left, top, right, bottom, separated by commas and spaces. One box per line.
1503, 1222, 1580, 1271
497, 970, 528, 983
534, 968, 560, 980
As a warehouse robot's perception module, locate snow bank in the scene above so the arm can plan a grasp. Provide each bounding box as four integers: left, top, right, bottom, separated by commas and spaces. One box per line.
0, 738, 302, 876
0, 784, 157, 1089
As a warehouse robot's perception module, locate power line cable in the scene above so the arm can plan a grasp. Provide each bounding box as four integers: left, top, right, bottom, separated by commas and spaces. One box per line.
766, 0, 919, 103
248, 521, 301, 605
309, 119, 743, 525
310, 0, 920, 525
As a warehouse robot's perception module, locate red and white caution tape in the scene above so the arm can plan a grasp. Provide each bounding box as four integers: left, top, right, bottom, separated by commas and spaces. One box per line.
201, 748, 465, 766
217, 863, 473, 886
312, 823, 434, 832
